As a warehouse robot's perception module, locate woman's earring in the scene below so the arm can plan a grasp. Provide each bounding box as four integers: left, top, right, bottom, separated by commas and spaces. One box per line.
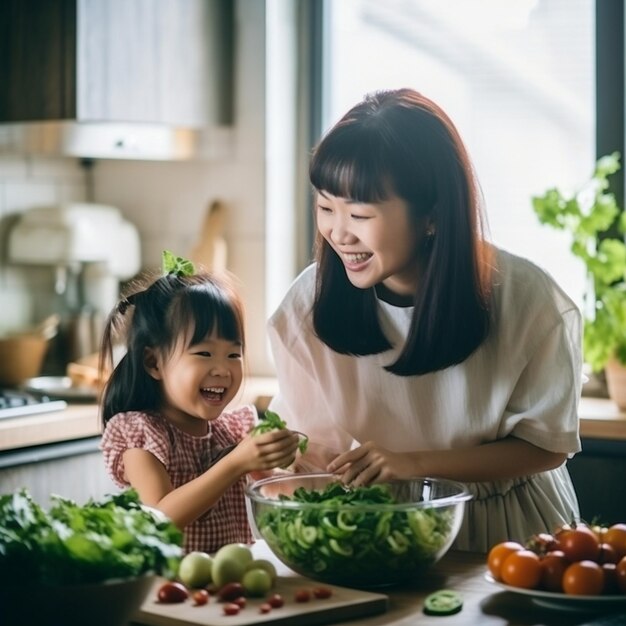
426, 226, 436, 238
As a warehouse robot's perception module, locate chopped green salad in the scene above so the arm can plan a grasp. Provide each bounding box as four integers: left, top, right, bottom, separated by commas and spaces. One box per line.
256, 482, 454, 586
0, 488, 183, 585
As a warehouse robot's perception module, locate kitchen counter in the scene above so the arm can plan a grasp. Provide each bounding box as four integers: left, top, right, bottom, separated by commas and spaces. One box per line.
134, 543, 626, 626
1, 392, 626, 454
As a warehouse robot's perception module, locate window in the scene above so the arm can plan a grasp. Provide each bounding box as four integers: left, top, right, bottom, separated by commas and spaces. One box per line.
319, 0, 596, 308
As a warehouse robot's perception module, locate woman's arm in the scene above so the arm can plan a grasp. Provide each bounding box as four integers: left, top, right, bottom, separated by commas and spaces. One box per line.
123, 429, 299, 529
326, 436, 567, 486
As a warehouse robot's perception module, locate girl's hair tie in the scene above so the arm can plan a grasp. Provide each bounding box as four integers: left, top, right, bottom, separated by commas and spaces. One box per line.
117, 294, 135, 315
162, 250, 195, 277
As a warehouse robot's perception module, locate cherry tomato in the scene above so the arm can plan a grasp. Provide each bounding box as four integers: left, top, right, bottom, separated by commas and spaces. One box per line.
157, 581, 189, 603
267, 593, 284, 608
501, 549, 542, 589
602, 563, 620, 594
233, 596, 246, 608
616, 556, 626, 593
562, 560, 604, 596
222, 603, 241, 615
598, 542, 619, 564
192, 589, 210, 606
259, 602, 273, 613
555, 524, 600, 562
294, 588, 312, 602
312, 586, 333, 599
539, 550, 568, 592
604, 523, 626, 560
487, 541, 524, 581
526, 532, 558, 555
218, 582, 245, 602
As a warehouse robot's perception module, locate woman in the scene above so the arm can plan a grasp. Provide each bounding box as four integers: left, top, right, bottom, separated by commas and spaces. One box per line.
267, 88, 582, 551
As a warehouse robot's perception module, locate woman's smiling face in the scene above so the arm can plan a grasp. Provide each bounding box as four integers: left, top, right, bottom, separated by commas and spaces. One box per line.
315, 190, 428, 296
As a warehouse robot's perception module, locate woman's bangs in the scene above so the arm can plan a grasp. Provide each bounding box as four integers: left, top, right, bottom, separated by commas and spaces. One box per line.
311, 137, 390, 202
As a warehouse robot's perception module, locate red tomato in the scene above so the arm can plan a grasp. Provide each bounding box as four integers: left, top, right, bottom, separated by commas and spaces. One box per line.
487, 541, 524, 581
259, 603, 272, 614
540, 550, 568, 592
598, 542, 619, 564
501, 550, 542, 589
616, 556, 626, 593
604, 524, 626, 560
157, 581, 189, 603
526, 532, 559, 555
602, 563, 620, 594
555, 524, 600, 562
562, 560, 604, 596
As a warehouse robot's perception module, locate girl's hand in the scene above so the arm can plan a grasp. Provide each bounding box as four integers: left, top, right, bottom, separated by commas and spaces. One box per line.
327, 441, 413, 486
229, 429, 300, 474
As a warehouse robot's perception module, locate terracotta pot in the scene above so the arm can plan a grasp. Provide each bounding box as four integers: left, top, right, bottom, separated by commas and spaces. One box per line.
604, 357, 626, 410
0, 334, 49, 386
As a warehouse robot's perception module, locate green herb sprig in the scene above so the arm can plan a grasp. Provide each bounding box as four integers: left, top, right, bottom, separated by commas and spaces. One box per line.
162, 250, 195, 277
250, 410, 309, 454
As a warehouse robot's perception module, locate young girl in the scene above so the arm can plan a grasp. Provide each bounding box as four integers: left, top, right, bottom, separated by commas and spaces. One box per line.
100, 252, 300, 553
267, 88, 583, 552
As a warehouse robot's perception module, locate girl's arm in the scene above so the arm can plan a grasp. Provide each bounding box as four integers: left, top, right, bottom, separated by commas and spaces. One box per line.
123, 428, 299, 529
326, 436, 567, 487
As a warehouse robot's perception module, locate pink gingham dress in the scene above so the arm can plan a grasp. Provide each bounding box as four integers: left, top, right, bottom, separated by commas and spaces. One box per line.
100, 405, 257, 554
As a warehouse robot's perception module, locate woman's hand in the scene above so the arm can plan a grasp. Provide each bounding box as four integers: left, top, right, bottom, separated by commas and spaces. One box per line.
229, 429, 300, 475
326, 441, 414, 486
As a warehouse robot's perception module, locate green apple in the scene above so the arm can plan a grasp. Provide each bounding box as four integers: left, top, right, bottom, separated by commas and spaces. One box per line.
211, 543, 253, 588
178, 551, 213, 588
245, 558, 277, 584
241, 568, 273, 596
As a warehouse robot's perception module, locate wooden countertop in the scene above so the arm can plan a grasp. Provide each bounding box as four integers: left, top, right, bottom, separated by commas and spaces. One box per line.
134, 543, 626, 626
1, 389, 625, 453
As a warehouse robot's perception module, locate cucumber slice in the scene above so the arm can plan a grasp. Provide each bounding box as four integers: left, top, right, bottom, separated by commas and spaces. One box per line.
423, 589, 463, 616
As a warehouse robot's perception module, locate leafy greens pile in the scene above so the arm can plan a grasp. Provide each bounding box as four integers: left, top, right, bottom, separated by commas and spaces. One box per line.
0, 488, 183, 585
256, 481, 454, 586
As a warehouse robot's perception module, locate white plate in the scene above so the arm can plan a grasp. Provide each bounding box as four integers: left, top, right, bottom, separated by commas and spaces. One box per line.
22, 376, 98, 401
484, 572, 626, 611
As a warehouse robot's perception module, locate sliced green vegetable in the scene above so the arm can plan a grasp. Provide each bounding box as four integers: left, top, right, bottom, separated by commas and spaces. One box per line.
423, 590, 463, 616
256, 482, 454, 587
250, 410, 309, 454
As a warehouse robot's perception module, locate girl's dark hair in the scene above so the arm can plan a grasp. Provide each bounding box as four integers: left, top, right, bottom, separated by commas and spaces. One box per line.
100, 271, 245, 425
310, 88, 493, 375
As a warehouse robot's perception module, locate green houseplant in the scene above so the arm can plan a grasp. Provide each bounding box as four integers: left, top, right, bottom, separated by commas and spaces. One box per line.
532, 152, 626, 406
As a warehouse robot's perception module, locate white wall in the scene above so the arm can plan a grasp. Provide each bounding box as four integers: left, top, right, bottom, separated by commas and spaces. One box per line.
0, 1, 277, 376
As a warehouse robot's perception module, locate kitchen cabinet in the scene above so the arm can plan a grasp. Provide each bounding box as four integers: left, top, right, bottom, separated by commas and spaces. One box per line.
0, 0, 233, 127
0, 437, 119, 505
567, 438, 626, 525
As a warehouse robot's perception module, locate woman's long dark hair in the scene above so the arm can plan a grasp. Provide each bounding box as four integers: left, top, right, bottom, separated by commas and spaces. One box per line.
310, 88, 493, 375
100, 271, 245, 425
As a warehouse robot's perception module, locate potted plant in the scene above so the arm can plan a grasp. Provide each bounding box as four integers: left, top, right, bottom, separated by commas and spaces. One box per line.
532, 152, 626, 408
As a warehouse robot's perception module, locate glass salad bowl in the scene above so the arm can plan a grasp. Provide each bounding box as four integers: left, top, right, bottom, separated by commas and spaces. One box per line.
245, 473, 471, 588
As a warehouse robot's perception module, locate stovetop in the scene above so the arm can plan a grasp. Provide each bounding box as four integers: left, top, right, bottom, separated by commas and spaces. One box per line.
0, 388, 67, 420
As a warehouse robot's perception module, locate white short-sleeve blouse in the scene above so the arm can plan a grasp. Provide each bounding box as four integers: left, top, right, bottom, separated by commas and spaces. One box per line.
267, 248, 582, 551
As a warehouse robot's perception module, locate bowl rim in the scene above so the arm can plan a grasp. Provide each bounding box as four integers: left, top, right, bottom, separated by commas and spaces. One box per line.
245, 473, 472, 511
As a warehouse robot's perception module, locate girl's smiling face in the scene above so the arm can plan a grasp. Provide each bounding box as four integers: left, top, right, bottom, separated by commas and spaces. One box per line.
315, 190, 428, 297
145, 329, 243, 435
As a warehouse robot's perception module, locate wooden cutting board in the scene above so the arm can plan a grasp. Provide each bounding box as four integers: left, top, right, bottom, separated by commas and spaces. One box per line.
133, 576, 388, 626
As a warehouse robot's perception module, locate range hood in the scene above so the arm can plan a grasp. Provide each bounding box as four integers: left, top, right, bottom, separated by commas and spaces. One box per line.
0, 121, 214, 161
